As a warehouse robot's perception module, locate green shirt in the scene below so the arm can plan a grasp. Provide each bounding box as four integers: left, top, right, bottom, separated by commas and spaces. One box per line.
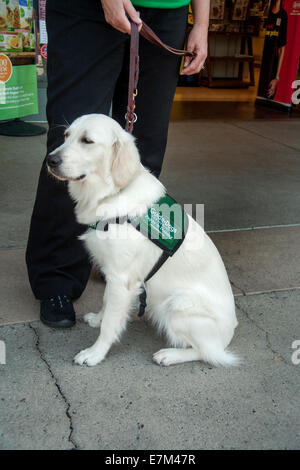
132, 0, 190, 8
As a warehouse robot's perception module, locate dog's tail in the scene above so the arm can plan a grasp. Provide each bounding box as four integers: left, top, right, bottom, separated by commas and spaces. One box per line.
201, 346, 241, 368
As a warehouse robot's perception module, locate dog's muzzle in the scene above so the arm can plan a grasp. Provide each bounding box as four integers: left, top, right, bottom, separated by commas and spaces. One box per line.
46, 153, 86, 182
47, 153, 62, 169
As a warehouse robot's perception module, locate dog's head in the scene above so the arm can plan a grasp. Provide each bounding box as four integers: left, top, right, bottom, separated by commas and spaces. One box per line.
47, 114, 141, 190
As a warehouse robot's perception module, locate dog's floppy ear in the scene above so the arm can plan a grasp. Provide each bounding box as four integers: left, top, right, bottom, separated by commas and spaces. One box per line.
111, 131, 140, 188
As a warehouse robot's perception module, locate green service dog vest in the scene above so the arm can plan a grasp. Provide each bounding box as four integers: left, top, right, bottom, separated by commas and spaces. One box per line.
88, 194, 189, 316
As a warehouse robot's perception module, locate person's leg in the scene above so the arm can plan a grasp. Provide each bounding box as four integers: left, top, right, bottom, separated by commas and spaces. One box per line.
112, 6, 188, 177
26, 4, 128, 301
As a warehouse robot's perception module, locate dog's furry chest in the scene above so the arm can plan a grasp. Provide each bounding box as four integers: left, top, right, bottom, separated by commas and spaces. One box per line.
81, 223, 149, 275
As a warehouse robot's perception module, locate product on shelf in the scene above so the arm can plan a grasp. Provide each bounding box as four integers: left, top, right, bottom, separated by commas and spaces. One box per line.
0, 0, 34, 52
19, 0, 33, 30
15, 28, 35, 51
0, 2, 7, 31
0, 31, 22, 51
231, 0, 250, 21
210, 0, 226, 20
1, 0, 21, 30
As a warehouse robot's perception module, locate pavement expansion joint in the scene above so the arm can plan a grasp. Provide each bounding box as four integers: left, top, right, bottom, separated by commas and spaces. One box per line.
208, 223, 300, 234
227, 121, 300, 153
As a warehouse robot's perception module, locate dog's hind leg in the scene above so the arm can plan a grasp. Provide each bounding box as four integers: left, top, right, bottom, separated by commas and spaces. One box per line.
153, 314, 239, 367
74, 280, 137, 366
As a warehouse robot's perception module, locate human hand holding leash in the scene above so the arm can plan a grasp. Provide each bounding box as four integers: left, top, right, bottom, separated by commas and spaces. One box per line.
181, 24, 207, 75
181, 0, 209, 75
101, 0, 142, 34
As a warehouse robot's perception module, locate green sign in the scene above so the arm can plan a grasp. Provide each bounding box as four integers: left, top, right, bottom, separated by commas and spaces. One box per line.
0, 64, 38, 120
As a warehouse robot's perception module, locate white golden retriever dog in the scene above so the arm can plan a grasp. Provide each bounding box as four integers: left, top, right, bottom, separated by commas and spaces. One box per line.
47, 114, 239, 367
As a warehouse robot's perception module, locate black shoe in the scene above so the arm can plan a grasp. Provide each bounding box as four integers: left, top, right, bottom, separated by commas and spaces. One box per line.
40, 295, 76, 328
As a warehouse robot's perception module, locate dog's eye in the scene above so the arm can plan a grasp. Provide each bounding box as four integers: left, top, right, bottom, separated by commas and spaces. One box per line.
81, 136, 94, 144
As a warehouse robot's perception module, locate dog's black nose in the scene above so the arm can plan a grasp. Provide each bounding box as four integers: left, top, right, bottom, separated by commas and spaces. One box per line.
47, 153, 62, 168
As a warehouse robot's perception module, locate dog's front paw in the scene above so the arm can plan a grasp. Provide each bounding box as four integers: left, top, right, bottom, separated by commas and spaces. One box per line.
73, 346, 104, 366
83, 312, 102, 328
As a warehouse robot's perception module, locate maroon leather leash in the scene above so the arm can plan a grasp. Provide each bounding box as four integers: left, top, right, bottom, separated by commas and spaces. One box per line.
125, 20, 196, 134
125, 21, 140, 134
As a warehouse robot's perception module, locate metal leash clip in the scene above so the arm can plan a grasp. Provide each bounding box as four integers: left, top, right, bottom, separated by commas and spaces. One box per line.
125, 112, 137, 124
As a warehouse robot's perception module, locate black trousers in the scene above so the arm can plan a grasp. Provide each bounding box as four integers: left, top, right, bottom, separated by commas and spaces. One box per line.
26, 1, 188, 300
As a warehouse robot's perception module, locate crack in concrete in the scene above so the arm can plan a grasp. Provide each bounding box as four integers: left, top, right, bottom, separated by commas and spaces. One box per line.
230, 279, 246, 296
236, 303, 289, 365
28, 323, 79, 449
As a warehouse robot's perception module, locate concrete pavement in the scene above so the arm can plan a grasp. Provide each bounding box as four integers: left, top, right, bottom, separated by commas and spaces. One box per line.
0, 113, 300, 449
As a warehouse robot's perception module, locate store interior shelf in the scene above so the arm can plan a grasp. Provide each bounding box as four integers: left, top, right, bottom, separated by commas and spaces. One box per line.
5, 52, 35, 58
200, 78, 252, 88
202, 31, 255, 88
209, 56, 254, 61
208, 31, 257, 36
4, 52, 35, 66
